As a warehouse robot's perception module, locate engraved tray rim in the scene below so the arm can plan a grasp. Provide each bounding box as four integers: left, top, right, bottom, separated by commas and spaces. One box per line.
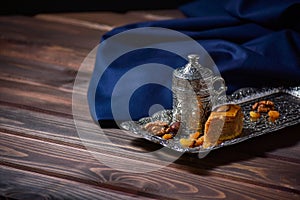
120, 86, 300, 153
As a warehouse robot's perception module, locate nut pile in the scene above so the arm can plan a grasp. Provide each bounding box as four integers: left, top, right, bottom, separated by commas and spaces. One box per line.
143, 121, 180, 140
250, 100, 280, 122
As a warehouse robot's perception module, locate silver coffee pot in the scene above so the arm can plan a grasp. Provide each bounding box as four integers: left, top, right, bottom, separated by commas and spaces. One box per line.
172, 54, 226, 136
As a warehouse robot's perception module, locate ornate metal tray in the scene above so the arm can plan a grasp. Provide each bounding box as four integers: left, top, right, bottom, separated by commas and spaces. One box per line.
120, 87, 300, 153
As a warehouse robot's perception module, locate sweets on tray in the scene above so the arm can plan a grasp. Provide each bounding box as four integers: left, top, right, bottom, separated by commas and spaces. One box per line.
250, 100, 280, 122
144, 104, 245, 148
139, 90, 283, 150
202, 104, 244, 148
179, 131, 204, 148
268, 110, 280, 122
179, 104, 244, 148
143, 121, 180, 139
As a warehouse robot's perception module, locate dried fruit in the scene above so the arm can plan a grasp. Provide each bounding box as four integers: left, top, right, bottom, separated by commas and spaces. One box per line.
180, 138, 194, 148
249, 111, 260, 121
195, 136, 204, 146
179, 131, 204, 148
162, 133, 174, 140
268, 110, 280, 122
189, 131, 201, 139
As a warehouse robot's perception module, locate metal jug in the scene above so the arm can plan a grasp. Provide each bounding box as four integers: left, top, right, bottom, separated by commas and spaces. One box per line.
172, 54, 226, 136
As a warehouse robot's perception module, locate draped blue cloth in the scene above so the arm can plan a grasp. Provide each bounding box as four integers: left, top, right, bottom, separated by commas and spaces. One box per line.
89, 0, 300, 127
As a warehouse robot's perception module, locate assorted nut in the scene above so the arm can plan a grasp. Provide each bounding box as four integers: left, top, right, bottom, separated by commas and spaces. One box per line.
144, 121, 169, 136
143, 121, 180, 139
252, 100, 274, 111
250, 100, 279, 122
252, 100, 275, 112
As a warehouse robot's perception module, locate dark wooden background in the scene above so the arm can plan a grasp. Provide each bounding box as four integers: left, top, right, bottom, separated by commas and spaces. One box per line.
0, 9, 300, 200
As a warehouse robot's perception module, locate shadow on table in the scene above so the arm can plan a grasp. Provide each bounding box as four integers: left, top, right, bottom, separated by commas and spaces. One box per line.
130, 123, 300, 174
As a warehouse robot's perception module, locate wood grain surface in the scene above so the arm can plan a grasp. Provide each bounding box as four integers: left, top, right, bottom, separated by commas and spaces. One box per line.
0, 10, 299, 200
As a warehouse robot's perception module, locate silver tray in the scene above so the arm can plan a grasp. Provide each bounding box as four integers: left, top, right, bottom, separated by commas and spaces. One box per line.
120, 87, 300, 153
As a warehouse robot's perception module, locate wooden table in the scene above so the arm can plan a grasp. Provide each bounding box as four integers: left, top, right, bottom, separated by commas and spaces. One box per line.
1, 10, 299, 200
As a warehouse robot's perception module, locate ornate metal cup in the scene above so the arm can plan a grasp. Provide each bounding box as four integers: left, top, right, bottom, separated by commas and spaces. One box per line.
172, 54, 226, 136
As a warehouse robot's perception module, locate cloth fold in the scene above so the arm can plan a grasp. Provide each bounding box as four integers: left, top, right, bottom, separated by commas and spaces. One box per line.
89, 0, 300, 126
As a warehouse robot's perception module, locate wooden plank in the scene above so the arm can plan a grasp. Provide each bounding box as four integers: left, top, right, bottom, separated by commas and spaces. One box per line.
0, 131, 299, 199
0, 10, 184, 70
0, 79, 72, 115
36, 14, 114, 32
35, 10, 185, 30
0, 16, 102, 50
0, 49, 93, 115
0, 165, 153, 200
0, 55, 76, 90
0, 39, 90, 69
0, 104, 133, 149
127, 10, 185, 20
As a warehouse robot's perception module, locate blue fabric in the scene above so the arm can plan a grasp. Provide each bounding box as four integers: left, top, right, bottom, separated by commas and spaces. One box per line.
89, 0, 300, 125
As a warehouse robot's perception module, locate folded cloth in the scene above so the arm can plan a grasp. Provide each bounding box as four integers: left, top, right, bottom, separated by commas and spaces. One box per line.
89, 0, 300, 127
